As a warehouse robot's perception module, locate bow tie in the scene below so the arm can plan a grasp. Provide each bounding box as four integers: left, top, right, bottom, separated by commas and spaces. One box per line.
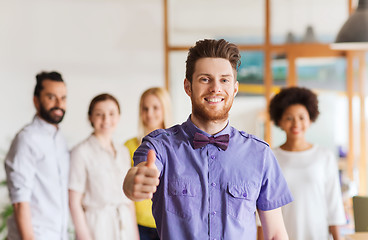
193, 132, 229, 151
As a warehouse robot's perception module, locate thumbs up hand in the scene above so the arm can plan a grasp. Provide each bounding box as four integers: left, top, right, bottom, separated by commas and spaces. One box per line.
123, 150, 160, 201
145, 150, 157, 168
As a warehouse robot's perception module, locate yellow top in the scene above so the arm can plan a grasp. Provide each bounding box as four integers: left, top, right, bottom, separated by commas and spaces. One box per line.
124, 137, 156, 228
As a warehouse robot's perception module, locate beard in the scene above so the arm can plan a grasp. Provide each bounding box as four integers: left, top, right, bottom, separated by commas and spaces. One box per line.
39, 104, 65, 125
191, 94, 233, 123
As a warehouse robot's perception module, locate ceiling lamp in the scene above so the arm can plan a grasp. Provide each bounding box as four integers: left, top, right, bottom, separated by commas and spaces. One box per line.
331, 0, 368, 50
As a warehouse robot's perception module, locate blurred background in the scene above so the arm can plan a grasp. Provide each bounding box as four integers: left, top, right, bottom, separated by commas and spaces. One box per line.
0, 0, 367, 237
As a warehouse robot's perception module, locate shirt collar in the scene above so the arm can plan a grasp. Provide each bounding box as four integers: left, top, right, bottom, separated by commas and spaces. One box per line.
33, 115, 59, 137
183, 114, 232, 138
88, 134, 117, 158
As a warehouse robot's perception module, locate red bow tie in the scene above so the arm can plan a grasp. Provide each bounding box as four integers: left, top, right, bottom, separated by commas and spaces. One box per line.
193, 132, 229, 151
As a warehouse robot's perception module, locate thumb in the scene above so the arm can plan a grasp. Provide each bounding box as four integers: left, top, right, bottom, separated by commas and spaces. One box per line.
145, 150, 156, 168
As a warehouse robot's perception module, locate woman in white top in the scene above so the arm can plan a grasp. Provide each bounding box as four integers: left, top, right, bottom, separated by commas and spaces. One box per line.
69, 93, 139, 240
268, 87, 346, 240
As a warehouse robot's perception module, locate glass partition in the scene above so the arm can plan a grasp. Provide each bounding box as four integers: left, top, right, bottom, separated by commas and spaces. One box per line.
169, 0, 264, 46
271, 0, 348, 44
297, 57, 346, 91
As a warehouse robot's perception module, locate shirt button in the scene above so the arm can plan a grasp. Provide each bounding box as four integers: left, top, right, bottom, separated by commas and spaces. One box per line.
211, 211, 216, 215
243, 193, 247, 197
211, 182, 216, 187
211, 155, 215, 159
182, 189, 187, 194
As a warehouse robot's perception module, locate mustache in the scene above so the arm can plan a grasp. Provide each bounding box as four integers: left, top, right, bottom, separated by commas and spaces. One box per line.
49, 107, 65, 114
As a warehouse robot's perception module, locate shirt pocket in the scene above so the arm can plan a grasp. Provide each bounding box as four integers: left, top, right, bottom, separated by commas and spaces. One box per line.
166, 180, 201, 220
226, 183, 257, 221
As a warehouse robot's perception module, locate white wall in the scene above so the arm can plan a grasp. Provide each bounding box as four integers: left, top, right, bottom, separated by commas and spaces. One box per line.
0, 0, 270, 224
0, 0, 164, 209
0, 0, 354, 218
0, 0, 164, 148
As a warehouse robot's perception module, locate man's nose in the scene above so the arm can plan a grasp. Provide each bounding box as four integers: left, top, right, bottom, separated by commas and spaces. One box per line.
54, 98, 61, 107
209, 81, 221, 93
147, 108, 154, 116
55, 97, 66, 109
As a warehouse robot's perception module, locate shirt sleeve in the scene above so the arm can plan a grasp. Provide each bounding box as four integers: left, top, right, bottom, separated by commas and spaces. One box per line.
5, 133, 37, 203
68, 145, 87, 193
256, 147, 293, 211
133, 134, 164, 173
325, 150, 346, 225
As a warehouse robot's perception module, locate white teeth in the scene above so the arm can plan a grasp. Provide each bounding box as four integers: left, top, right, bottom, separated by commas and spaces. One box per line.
207, 98, 222, 103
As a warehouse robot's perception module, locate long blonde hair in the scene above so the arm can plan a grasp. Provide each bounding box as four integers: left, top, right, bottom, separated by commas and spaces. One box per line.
138, 87, 172, 140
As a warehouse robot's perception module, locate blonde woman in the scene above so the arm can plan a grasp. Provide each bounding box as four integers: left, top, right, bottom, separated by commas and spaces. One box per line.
125, 87, 172, 240
69, 93, 139, 240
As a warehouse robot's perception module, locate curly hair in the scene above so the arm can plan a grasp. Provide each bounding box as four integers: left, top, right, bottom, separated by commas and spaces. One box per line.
269, 87, 319, 127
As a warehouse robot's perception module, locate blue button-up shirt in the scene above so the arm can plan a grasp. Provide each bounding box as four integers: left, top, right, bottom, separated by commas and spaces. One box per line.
134, 116, 292, 240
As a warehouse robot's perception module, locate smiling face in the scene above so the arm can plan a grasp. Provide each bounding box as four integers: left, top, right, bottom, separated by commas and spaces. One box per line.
184, 57, 238, 123
141, 94, 165, 132
33, 79, 67, 126
278, 104, 311, 141
89, 99, 120, 137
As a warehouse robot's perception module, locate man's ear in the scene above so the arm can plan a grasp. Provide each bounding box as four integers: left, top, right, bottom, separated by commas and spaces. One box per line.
33, 96, 40, 112
234, 81, 239, 97
184, 78, 192, 97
